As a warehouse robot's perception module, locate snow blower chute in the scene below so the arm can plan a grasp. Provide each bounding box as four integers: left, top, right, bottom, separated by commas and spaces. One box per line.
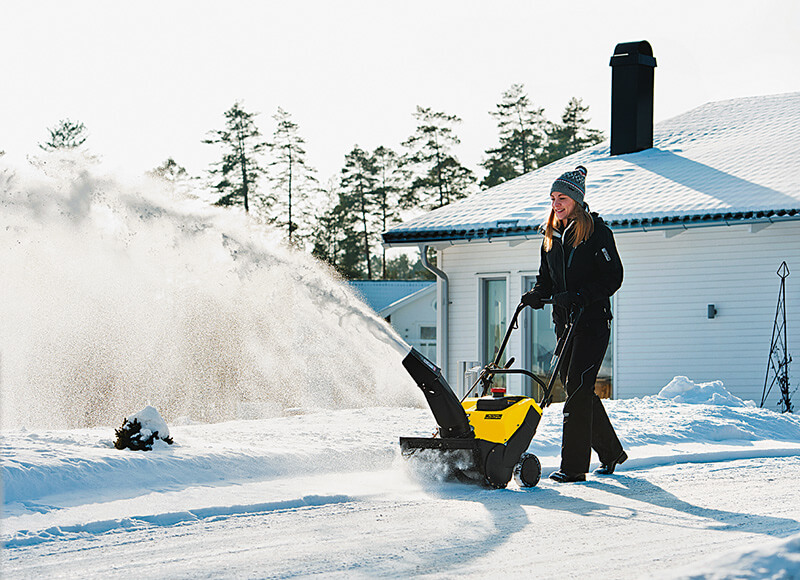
400, 300, 581, 489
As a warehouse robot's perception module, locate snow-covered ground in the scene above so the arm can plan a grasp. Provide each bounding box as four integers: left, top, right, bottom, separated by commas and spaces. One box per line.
3, 380, 800, 579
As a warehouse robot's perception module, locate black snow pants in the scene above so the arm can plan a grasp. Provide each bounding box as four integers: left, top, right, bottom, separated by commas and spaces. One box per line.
557, 321, 624, 474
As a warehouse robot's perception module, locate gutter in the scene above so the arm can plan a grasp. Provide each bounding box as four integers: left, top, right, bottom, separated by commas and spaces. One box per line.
419, 244, 448, 378
383, 212, 800, 247
611, 213, 799, 233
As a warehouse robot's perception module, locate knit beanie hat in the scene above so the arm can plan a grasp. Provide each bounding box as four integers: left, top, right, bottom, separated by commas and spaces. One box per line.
551, 165, 587, 206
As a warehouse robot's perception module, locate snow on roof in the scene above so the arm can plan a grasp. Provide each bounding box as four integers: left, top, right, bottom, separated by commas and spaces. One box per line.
348, 280, 435, 314
383, 92, 800, 245
379, 283, 436, 317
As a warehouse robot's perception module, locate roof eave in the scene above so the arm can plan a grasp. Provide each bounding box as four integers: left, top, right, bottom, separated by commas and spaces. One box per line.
382, 210, 800, 246
382, 225, 542, 249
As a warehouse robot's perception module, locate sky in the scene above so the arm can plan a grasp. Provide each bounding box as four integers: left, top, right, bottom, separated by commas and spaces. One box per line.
2, 0, 799, 184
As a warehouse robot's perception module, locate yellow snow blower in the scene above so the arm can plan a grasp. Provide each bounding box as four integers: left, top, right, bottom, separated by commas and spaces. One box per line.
399, 300, 581, 489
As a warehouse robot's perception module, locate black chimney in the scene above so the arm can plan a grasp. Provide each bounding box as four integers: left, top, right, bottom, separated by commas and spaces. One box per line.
609, 40, 657, 156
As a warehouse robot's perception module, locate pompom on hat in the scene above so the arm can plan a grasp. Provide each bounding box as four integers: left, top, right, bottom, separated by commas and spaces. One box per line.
551, 165, 588, 206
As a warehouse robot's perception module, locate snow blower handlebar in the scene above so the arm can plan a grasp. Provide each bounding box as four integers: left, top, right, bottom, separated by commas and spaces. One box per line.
464, 298, 583, 406
479, 302, 528, 397
465, 302, 538, 400
538, 298, 583, 407
493, 302, 526, 368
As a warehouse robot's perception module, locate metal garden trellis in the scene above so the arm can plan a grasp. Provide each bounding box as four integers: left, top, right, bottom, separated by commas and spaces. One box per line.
761, 261, 794, 413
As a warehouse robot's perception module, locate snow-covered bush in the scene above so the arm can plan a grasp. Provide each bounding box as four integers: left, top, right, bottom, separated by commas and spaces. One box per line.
114, 405, 173, 451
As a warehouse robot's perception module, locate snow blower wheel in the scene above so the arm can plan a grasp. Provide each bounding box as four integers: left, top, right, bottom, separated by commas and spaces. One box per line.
513, 452, 541, 488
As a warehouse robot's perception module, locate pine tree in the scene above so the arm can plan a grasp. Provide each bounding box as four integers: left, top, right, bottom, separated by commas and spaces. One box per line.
149, 157, 188, 183
39, 119, 89, 151
268, 107, 318, 246
402, 106, 475, 210
372, 251, 435, 280
311, 178, 364, 280
540, 97, 605, 166
340, 146, 378, 279
371, 146, 404, 279
481, 84, 547, 188
203, 101, 268, 214
148, 158, 194, 197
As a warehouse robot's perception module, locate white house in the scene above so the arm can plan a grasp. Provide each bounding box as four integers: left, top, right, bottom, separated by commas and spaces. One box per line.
349, 280, 437, 362
382, 45, 799, 410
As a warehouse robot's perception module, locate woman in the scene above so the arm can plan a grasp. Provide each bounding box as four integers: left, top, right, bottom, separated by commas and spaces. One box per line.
522, 165, 627, 483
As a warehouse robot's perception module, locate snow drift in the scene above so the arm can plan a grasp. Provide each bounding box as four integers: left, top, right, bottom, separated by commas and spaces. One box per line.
658, 376, 756, 407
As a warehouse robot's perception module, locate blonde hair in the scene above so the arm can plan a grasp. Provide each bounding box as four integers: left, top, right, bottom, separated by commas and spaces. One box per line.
542, 203, 594, 252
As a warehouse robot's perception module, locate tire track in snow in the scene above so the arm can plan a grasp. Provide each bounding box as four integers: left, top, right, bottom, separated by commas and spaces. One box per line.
5, 494, 355, 548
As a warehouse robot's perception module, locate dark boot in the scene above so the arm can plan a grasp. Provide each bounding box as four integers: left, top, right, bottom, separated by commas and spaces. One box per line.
549, 470, 586, 483
594, 450, 628, 475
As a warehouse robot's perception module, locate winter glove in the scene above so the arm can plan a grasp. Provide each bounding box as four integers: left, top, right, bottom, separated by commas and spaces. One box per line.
521, 290, 545, 310
552, 291, 584, 310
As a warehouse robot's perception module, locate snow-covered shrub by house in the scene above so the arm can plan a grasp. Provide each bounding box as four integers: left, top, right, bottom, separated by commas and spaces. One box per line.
114, 405, 173, 451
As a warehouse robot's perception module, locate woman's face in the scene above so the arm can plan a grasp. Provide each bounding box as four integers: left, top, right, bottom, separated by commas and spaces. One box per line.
550, 191, 576, 223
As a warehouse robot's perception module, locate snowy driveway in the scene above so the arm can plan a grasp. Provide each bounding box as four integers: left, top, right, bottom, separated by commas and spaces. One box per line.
3, 401, 800, 579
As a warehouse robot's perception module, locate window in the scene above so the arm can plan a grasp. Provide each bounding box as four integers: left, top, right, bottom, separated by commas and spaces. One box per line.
417, 325, 436, 362
481, 277, 507, 388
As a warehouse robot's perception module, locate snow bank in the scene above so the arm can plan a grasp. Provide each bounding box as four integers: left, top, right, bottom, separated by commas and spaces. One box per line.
5, 398, 800, 507
678, 531, 800, 579
2, 407, 424, 505
657, 376, 756, 407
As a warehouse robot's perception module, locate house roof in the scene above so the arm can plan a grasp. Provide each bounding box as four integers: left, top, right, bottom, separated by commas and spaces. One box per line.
348, 280, 435, 315
383, 92, 800, 246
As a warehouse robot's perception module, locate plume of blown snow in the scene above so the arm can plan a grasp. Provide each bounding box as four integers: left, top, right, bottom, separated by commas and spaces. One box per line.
0, 153, 421, 429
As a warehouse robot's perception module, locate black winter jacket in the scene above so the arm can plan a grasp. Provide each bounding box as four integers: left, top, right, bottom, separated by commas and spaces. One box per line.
532, 214, 623, 330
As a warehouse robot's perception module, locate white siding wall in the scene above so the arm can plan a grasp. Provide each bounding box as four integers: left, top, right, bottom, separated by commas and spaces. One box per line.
614, 222, 800, 408
440, 221, 800, 408
389, 292, 437, 361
